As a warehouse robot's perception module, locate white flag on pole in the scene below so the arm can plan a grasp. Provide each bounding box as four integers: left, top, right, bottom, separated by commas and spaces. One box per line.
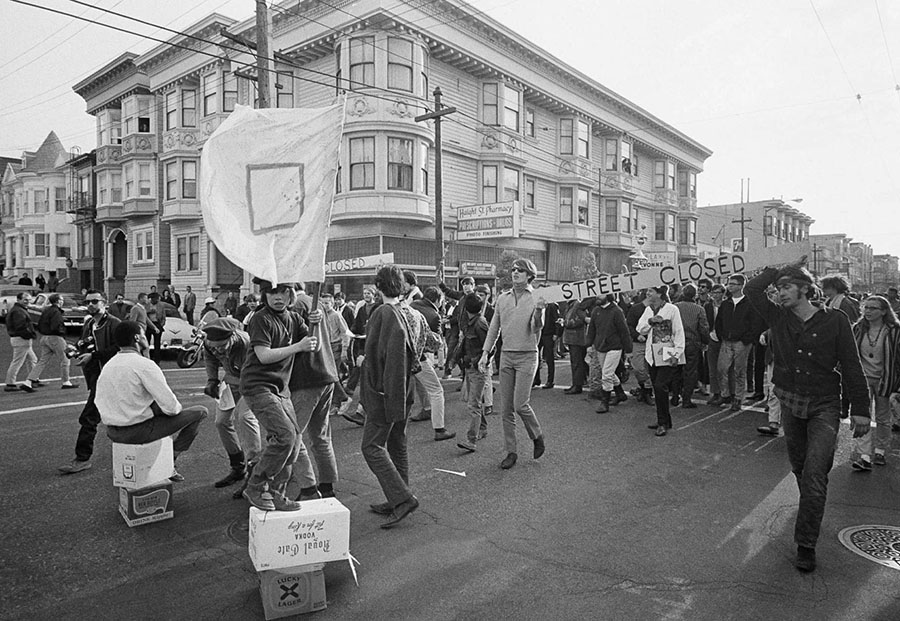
200, 100, 346, 283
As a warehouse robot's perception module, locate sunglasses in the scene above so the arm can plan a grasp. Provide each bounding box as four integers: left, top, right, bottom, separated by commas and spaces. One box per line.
510, 267, 526, 273
863, 306, 883, 311
86, 299, 104, 305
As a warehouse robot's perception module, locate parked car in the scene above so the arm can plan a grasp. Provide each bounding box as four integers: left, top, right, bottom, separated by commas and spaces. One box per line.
159, 303, 194, 351
0, 285, 38, 323
26, 293, 89, 331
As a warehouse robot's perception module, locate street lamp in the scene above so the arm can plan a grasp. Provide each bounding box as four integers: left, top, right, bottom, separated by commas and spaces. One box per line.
629, 224, 649, 271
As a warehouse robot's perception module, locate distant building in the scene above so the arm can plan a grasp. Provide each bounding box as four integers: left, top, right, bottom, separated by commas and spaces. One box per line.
873, 254, 899, 292
0, 132, 78, 288
697, 199, 814, 256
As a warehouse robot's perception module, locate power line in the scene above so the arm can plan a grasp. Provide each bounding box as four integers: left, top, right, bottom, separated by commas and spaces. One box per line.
873, 0, 900, 97
0, 0, 128, 82
808, 0, 860, 99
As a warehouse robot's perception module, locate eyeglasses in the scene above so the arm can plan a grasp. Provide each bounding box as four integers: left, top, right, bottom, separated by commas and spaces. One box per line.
86, 299, 103, 305
510, 267, 526, 273
863, 306, 883, 311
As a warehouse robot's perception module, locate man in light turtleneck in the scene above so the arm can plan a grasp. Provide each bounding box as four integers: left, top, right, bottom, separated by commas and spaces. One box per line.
479, 258, 547, 470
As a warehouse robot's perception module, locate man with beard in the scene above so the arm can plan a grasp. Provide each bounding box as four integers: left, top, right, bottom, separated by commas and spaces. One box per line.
58, 291, 121, 474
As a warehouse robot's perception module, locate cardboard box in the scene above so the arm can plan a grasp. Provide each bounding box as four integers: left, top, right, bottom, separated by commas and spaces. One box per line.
249, 498, 350, 571
112, 437, 174, 489
258, 564, 327, 619
118, 482, 174, 527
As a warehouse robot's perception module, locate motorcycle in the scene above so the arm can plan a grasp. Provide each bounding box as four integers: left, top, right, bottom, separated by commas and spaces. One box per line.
176, 327, 205, 368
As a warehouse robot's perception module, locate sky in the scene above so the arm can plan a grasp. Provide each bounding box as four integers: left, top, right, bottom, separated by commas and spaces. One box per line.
2, 0, 899, 255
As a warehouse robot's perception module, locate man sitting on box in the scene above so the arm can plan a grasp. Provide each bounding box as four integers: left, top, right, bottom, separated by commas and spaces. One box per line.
96, 321, 208, 481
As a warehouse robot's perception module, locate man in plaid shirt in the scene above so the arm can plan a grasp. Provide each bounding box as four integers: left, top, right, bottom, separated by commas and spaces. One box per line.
746, 258, 869, 573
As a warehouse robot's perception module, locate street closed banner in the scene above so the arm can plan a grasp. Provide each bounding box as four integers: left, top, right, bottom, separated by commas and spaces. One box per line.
200, 101, 346, 284
536, 242, 811, 304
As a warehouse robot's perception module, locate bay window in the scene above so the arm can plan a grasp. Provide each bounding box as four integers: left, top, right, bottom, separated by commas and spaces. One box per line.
124, 165, 134, 198
483, 83, 499, 126
621, 201, 632, 233
525, 109, 535, 138
138, 162, 152, 196
54, 187, 66, 212
165, 162, 177, 200
559, 186, 573, 223
605, 199, 618, 232
182, 89, 196, 127
605, 138, 618, 171
503, 167, 519, 202
203, 73, 217, 116
667, 162, 676, 190
654, 212, 665, 241
110, 171, 122, 203
349, 37, 375, 88
576, 188, 589, 225
668, 213, 676, 241
654, 161, 666, 189
165, 91, 177, 130
503, 87, 520, 132
577, 120, 589, 158
419, 143, 429, 195
524, 177, 535, 210
223, 72, 238, 112
182, 161, 197, 199
559, 119, 573, 155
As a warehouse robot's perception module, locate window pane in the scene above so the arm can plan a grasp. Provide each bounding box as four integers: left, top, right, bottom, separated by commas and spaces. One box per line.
177, 237, 187, 271
388, 38, 413, 91
189, 235, 200, 270
387, 138, 413, 191
577, 189, 589, 225
621, 201, 631, 233
419, 142, 429, 195
621, 142, 632, 174
203, 73, 217, 116
349, 37, 375, 88
605, 138, 617, 171
654, 161, 665, 188
276, 71, 293, 108
503, 167, 519, 202
483, 83, 498, 126
654, 213, 665, 240
560, 119, 573, 155
183, 161, 197, 199
482, 165, 497, 203
525, 178, 535, 210
349, 137, 375, 190
577, 121, 589, 158
503, 86, 519, 131
526, 109, 535, 137
182, 89, 196, 127
139, 163, 152, 196
605, 199, 618, 232
559, 187, 573, 223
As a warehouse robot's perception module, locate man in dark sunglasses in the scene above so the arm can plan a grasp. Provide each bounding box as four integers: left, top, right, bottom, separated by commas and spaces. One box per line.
58, 291, 122, 475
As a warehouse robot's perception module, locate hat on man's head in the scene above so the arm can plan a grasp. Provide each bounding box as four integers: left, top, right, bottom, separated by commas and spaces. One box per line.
475, 284, 491, 295
204, 296, 216, 305
512, 258, 537, 280
202, 317, 242, 342
252, 276, 294, 293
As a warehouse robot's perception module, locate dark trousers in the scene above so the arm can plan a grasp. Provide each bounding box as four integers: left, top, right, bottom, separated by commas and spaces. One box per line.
361, 384, 414, 507
673, 343, 702, 401
74, 366, 101, 462
107, 405, 207, 452
185, 309, 194, 326
649, 364, 681, 429
781, 396, 841, 548
147, 324, 163, 360
534, 334, 556, 385
753, 343, 766, 395
567, 344, 588, 388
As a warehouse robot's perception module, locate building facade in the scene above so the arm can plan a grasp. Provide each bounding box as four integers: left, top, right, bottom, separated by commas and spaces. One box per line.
696, 199, 814, 256
873, 254, 899, 292
0, 132, 78, 288
72, 1, 712, 299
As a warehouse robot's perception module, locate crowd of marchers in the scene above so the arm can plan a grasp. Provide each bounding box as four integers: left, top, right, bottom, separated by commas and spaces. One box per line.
3, 256, 899, 568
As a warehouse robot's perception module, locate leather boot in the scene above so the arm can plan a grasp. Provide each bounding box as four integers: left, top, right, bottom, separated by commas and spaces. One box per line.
233, 462, 254, 499
215, 452, 246, 488
595, 390, 610, 413
640, 387, 655, 406
611, 384, 628, 405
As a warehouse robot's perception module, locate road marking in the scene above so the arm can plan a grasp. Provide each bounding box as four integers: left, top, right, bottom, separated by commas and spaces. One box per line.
739, 440, 756, 450
754, 437, 779, 452
0, 401, 86, 416
718, 409, 745, 422
676, 407, 730, 430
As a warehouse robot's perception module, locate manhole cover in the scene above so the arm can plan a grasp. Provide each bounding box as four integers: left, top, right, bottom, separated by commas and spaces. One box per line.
227, 516, 249, 546
838, 525, 900, 571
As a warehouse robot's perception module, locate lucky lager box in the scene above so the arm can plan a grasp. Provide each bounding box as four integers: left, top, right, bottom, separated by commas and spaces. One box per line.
118, 482, 174, 527
249, 498, 350, 571
258, 563, 326, 619
112, 436, 174, 490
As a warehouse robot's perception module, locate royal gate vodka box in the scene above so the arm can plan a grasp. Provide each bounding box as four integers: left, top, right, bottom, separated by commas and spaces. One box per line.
249, 498, 350, 571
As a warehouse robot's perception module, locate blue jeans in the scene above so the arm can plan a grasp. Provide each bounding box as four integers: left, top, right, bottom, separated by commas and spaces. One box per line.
780, 395, 841, 548
362, 414, 412, 508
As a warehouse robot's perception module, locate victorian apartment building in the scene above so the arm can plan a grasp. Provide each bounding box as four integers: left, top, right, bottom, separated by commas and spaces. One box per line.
0, 133, 79, 287
64, 0, 713, 299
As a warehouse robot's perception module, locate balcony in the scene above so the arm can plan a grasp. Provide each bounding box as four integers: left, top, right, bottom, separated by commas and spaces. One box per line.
556, 222, 594, 244
344, 93, 427, 132
557, 156, 593, 185
331, 191, 431, 224
161, 198, 201, 222
95, 204, 124, 222
677, 196, 697, 213
479, 127, 527, 164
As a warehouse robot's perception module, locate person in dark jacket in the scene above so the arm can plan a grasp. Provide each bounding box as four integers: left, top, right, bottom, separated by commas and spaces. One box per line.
339, 286, 381, 425
714, 275, 763, 411
626, 291, 653, 405
586, 294, 633, 412
5, 291, 37, 392
439, 276, 475, 377
108, 293, 131, 321
58, 290, 121, 475
672, 284, 710, 408
26, 294, 78, 390
17, 273, 32, 286
456, 293, 491, 452
746, 260, 869, 573
361, 265, 421, 528
202, 317, 262, 492
533, 291, 561, 389
410, 287, 454, 441
562, 297, 593, 394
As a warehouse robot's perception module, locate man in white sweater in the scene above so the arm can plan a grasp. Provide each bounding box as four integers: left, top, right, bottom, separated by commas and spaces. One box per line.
96, 321, 207, 480
637, 285, 685, 437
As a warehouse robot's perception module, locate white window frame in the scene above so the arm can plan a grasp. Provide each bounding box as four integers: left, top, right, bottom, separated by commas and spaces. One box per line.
276, 70, 294, 108
133, 228, 154, 264
559, 186, 573, 223
165, 162, 177, 200
203, 73, 218, 116
387, 137, 413, 191
576, 120, 589, 158
349, 137, 375, 190
503, 167, 519, 202
182, 89, 197, 127
349, 36, 375, 88
482, 165, 498, 204
55, 233, 71, 259
576, 188, 589, 226
604, 138, 618, 171
182, 161, 197, 199
524, 177, 536, 210
138, 162, 153, 197
559, 119, 574, 155
123, 164, 135, 199
387, 37, 413, 92
34, 232, 49, 257
54, 187, 66, 212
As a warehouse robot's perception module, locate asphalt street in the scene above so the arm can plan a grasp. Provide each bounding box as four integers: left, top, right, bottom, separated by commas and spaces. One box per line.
1, 344, 898, 621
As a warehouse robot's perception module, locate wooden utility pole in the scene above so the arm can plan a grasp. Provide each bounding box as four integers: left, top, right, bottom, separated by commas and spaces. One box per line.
255, 0, 273, 109
415, 88, 457, 283
732, 206, 752, 252
812, 243, 824, 276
